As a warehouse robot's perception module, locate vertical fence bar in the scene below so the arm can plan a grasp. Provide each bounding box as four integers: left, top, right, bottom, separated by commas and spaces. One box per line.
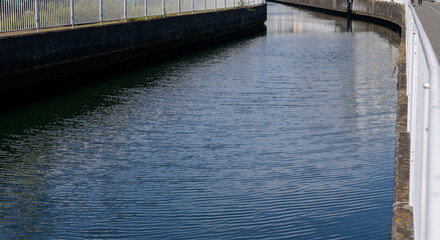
192, 0, 194, 13
35, 0, 40, 32
6, 1, 10, 31
100, 0, 103, 25
12, 0, 15, 30
162, 0, 165, 17
224, 0, 226, 9
145, 0, 148, 20
407, 8, 415, 207
46, 0, 48, 27
124, 0, 127, 22
23, 0, 25, 29
23, 0, 26, 29
410, 30, 419, 208
19, 0, 22, 30
407, 14, 414, 136
1, 1, 3, 31
9, 1, 12, 31
420, 82, 430, 240
204, 0, 206, 12
178, 0, 181, 15
70, 0, 74, 28
426, 69, 440, 240
215, 0, 217, 11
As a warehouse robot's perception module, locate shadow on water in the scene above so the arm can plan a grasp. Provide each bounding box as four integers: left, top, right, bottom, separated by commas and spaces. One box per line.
0, 26, 267, 141
0, 4, 399, 137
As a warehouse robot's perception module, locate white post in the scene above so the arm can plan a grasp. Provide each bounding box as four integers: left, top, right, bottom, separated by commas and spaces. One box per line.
410, 30, 419, 209
124, 0, 127, 22
35, 0, 40, 32
70, 0, 74, 28
420, 82, 430, 240
99, 0, 103, 25
426, 71, 440, 240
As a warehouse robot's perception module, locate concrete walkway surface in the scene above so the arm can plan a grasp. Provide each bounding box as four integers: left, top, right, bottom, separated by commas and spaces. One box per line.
414, 1, 440, 62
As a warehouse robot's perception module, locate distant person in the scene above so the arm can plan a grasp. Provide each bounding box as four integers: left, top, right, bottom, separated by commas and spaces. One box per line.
418, 0, 422, 5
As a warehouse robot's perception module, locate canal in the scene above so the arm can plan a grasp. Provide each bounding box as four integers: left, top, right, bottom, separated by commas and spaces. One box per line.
0, 3, 400, 239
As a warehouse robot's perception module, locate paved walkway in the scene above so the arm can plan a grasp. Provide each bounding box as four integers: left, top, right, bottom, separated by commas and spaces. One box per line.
414, 1, 440, 62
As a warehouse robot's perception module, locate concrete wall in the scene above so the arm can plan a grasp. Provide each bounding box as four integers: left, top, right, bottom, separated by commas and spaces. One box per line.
0, 5, 266, 102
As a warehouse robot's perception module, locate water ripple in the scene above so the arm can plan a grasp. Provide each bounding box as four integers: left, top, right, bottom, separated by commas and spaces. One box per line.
0, 3, 399, 240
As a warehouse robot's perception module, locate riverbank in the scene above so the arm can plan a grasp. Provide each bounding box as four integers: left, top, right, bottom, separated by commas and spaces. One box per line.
0, 5, 267, 110
392, 54, 414, 240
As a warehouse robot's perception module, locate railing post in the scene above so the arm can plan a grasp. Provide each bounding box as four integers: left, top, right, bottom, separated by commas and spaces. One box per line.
224, 0, 226, 9
426, 69, 440, 240
70, 0, 74, 28
162, 0, 165, 17
124, 0, 127, 22
410, 30, 418, 207
204, 0, 206, 12
99, 0, 103, 25
420, 82, 430, 240
35, 0, 40, 32
192, 0, 194, 13
215, 0, 217, 11
178, 0, 181, 15
406, 8, 413, 131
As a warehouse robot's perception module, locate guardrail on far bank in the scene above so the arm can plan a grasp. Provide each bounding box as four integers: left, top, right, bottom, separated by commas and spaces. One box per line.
0, 0, 265, 33
406, 3, 440, 240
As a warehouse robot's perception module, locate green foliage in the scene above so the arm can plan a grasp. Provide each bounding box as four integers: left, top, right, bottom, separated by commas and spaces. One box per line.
237, 0, 248, 6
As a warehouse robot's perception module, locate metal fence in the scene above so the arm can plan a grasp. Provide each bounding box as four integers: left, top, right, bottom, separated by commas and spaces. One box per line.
406, 3, 440, 240
0, 0, 264, 32
376, 0, 406, 5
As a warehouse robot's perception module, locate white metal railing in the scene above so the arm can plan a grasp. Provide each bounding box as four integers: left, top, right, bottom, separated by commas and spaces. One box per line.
0, 0, 264, 33
406, 2, 440, 240
376, 0, 406, 5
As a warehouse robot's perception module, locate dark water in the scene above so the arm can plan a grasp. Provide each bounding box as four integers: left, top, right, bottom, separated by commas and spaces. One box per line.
0, 3, 400, 239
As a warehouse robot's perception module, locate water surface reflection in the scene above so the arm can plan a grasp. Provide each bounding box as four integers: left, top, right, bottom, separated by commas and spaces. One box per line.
0, 3, 399, 239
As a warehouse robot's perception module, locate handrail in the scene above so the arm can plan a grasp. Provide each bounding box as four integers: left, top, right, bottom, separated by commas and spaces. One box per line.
406, 3, 440, 240
0, 0, 266, 33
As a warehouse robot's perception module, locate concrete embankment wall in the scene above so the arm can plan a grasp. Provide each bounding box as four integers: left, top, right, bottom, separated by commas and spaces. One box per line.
0, 5, 266, 107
